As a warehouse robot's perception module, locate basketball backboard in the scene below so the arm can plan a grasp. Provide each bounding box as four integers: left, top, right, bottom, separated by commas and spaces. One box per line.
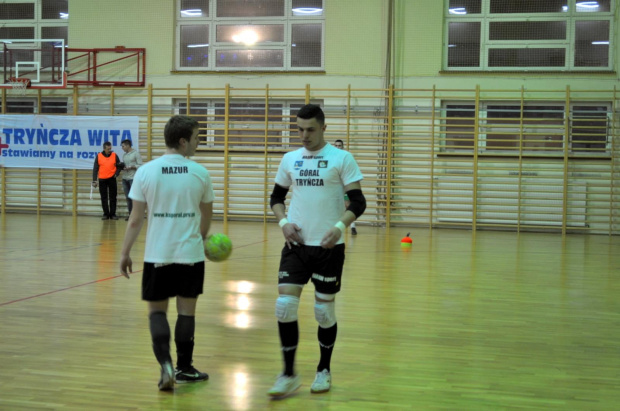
1, 39, 67, 91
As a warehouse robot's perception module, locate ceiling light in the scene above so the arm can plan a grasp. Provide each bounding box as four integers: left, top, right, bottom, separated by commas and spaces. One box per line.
292, 8, 323, 16
181, 9, 203, 17
232, 30, 258, 46
576, 1, 599, 10
449, 8, 467, 15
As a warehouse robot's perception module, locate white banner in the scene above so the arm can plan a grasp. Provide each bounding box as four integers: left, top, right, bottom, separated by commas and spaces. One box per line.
0, 115, 140, 169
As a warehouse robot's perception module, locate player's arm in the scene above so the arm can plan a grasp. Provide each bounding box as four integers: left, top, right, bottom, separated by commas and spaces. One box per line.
114, 153, 122, 177
320, 181, 366, 248
92, 156, 99, 186
200, 201, 213, 240
270, 183, 303, 248
119, 200, 147, 278
134, 151, 144, 170
340, 181, 363, 227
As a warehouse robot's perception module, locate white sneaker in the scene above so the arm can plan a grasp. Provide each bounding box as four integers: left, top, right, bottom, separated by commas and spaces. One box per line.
310, 369, 331, 393
268, 374, 301, 397
158, 361, 175, 391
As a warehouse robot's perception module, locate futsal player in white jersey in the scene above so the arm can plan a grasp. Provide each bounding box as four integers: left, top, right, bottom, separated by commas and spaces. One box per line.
268, 104, 366, 396
119, 115, 214, 391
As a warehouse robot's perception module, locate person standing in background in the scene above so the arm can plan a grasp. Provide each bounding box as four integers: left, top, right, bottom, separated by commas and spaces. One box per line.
121, 139, 143, 221
92, 141, 122, 220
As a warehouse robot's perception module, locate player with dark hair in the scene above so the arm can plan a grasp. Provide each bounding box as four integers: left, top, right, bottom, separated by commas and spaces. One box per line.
92, 141, 122, 220
119, 115, 214, 391
268, 104, 366, 396
333, 139, 358, 235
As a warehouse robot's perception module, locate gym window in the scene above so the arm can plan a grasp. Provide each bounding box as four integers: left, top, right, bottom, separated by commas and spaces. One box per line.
0, 0, 68, 44
442, 103, 611, 156
175, 0, 324, 71
0, 97, 68, 114
444, 0, 613, 71
177, 100, 318, 150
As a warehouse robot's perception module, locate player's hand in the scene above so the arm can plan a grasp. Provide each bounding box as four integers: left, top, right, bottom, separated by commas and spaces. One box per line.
92, 181, 98, 188
320, 227, 342, 249
282, 223, 304, 249
120, 254, 133, 279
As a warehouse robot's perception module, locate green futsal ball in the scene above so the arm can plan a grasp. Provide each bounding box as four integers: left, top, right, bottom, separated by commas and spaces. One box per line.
204, 233, 233, 262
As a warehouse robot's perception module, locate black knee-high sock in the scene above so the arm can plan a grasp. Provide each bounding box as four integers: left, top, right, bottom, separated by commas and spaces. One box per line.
175, 314, 195, 370
278, 321, 299, 376
317, 323, 337, 372
149, 312, 172, 365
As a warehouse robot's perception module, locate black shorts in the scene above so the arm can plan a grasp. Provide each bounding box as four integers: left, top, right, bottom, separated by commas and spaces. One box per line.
142, 262, 205, 301
278, 243, 345, 294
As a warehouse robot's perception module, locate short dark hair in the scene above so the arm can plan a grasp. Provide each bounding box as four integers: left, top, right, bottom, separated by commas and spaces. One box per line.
103, 141, 112, 148
121, 139, 132, 147
335, 139, 344, 145
296, 104, 325, 126
164, 115, 199, 149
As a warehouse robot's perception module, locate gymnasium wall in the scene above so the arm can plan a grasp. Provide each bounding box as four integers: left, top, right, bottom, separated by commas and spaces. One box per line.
0, 1, 618, 235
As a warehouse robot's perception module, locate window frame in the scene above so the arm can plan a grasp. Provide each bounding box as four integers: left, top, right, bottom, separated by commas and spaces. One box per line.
444, 0, 614, 71
175, 0, 325, 72
175, 99, 323, 151
0, 0, 68, 38
1, 96, 68, 114
441, 101, 612, 157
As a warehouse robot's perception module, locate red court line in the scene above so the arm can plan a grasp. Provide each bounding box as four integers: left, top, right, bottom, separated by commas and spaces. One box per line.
0, 272, 141, 307
0, 240, 267, 307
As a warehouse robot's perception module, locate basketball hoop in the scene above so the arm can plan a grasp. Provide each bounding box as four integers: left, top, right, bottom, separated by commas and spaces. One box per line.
7, 77, 31, 96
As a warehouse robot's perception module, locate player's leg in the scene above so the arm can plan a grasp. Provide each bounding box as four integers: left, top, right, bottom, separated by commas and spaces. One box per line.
174, 262, 208, 383
143, 263, 175, 390
98, 179, 110, 219
109, 178, 118, 219
310, 243, 345, 393
147, 299, 175, 391
268, 245, 309, 397
122, 179, 133, 220
269, 283, 303, 396
312, 291, 337, 393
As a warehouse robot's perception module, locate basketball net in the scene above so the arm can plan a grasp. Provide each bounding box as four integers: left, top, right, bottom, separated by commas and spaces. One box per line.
7, 78, 29, 96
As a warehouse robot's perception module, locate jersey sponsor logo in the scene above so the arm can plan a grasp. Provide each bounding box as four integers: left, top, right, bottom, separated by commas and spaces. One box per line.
302, 155, 323, 159
296, 178, 324, 186
153, 212, 196, 218
294, 161, 303, 170
318, 160, 328, 168
312, 273, 337, 282
162, 166, 189, 174
299, 169, 320, 177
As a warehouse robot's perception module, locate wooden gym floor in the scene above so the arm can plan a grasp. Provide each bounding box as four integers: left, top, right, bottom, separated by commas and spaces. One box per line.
0, 214, 619, 410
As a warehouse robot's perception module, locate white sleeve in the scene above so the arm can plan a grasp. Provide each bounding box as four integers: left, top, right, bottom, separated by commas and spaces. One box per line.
274, 154, 292, 188
341, 152, 363, 186
128, 168, 146, 201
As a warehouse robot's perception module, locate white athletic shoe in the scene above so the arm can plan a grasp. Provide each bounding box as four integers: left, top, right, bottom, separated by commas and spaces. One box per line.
268, 374, 301, 397
158, 361, 175, 391
310, 369, 331, 393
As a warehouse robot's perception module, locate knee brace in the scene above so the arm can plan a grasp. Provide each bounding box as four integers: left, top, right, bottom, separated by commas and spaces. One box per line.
275, 295, 300, 323
314, 300, 337, 329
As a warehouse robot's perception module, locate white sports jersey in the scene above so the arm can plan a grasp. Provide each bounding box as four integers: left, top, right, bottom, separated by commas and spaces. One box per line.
129, 154, 214, 263
275, 143, 363, 246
